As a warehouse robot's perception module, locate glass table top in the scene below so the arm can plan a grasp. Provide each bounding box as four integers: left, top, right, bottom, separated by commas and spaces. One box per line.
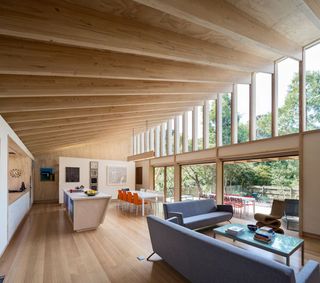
213, 223, 304, 256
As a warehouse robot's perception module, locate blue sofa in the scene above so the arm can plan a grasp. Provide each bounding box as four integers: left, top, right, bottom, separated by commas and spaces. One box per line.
147, 215, 320, 283
163, 199, 233, 229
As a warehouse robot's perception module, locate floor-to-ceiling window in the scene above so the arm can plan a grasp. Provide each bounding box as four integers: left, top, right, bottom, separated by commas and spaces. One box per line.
223, 157, 299, 225
277, 58, 299, 135
197, 105, 204, 150
256, 72, 272, 139
154, 166, 175, 202
187, 111, 193, 152
177, 115, 183, 154
181, 163, 216, 201
305, 42, 320, 131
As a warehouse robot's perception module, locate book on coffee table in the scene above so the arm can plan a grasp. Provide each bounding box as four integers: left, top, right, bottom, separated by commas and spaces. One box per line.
226, 226, 244, 236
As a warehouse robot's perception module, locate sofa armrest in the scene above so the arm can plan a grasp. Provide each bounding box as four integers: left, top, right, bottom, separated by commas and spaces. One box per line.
167, 212, 184, 225
166, 216, 179, 224
296, 260, 320, 283
217, 204, 233, 214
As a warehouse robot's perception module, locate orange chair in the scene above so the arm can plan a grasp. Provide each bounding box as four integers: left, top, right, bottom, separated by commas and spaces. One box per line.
127, 192, 135, 211
133, 193, 152, 215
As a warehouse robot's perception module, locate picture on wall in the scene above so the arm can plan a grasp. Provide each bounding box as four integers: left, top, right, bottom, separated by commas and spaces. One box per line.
66, 167, 80, 182
107, 166, 127, 185
40, 167, 55, 182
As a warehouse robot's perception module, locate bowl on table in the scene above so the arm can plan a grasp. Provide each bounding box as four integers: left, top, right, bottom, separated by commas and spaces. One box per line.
84, 190, 98, 196
247, 224, 258, 232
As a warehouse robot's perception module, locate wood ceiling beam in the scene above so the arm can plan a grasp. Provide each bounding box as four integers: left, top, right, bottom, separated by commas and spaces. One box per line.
0, 75, 231, 98
11, 109, 190, 131
27, 132, 131, 153
133, 0, 302, 60
0, 94, 213, 113
3, 102, 202, 123
0, 36, 251, 84
21, 120, 163, 145
303, 0, 320, 29
0, 0, 272, 72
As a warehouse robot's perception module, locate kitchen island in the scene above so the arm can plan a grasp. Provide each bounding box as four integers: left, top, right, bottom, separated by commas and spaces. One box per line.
63, 189, 111, 232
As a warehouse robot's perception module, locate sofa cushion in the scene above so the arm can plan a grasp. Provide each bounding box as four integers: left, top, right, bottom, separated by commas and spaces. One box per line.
184, 212, 232, 229
164, 199, 217, 218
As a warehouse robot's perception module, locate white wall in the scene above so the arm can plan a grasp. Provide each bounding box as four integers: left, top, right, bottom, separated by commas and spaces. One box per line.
59, 156, 135, 203
8, 191, 31, 240
0, 115, 34, 256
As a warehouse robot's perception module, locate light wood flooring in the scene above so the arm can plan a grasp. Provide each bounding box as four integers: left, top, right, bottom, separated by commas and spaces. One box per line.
0, 202, 320, 283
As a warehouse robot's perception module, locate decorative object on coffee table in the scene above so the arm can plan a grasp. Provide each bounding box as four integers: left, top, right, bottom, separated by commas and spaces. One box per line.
254, 199, 285, 234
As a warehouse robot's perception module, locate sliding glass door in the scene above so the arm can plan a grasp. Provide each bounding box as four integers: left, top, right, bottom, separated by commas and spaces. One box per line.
154, 166, 175, 202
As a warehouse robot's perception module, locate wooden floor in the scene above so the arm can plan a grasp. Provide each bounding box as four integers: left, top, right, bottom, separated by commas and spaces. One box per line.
1, 202, 320, 283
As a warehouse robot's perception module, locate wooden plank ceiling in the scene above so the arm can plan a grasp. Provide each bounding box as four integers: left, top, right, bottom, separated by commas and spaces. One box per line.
0, 0, 319, 155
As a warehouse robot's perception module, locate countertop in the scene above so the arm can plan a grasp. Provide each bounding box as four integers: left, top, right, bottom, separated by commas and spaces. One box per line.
63, 189, 111, 201
8, 188, 30, 205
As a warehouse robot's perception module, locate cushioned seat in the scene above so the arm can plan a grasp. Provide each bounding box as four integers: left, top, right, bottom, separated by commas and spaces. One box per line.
163, 199, 233, 230
184, 212, 232, 230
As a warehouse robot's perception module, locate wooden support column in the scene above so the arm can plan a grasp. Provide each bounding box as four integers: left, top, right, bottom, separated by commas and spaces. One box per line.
174, 116, 180, 154
231, 84, 238, 144
203, 100, 209, 149
174, 163, 181, 202
167, 120, 173, 155
155, 126, 160, 157
299, 49, 306, 133
216, 158, 224, 205
182, 112, 188, 153
160, 123, 166, 156
249, 73, 257, 141
192, 107, 198, 151
216, 94, 223, 147
272, 63, 279, 137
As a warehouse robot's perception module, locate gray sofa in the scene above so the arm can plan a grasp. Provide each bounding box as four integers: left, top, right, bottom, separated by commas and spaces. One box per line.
147, 215, 320, 283
163, 199, 233, 229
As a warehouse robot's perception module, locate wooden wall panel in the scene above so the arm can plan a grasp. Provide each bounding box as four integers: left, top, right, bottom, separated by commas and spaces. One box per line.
33, 138, 131, 202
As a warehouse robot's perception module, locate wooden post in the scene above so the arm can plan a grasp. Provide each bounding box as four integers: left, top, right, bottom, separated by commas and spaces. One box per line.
149, 128, 154, 151
216, 159, 224, 205
216, 94, 222, 147
174, 163, 181, 202
192, 106, 198, 151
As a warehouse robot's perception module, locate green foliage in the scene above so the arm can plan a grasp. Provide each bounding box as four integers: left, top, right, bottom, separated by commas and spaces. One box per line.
306, 71, 320, 130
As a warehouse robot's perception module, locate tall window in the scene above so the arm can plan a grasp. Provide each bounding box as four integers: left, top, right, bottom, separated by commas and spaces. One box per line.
177, 115, 183, 154
168, 118, 174, 155
237, 84, 250, 143
305, 42, 320, 131
277, 58, 299, 135
197, 106, 204, 150
256, 72, 272, 139
222, 93, 231, 145
154, 125, 160, 157
208, 100, 216, 148
154, 167, 164, 192
181, 163, 216, 201
187, 111, 193, 152
140, 132, 145, 153
154, 166, 174, 203
149, 128, 155, 151
161, 122, 167, 156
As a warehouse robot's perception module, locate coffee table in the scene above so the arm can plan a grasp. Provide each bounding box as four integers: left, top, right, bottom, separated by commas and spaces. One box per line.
213, 223, 304, 266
